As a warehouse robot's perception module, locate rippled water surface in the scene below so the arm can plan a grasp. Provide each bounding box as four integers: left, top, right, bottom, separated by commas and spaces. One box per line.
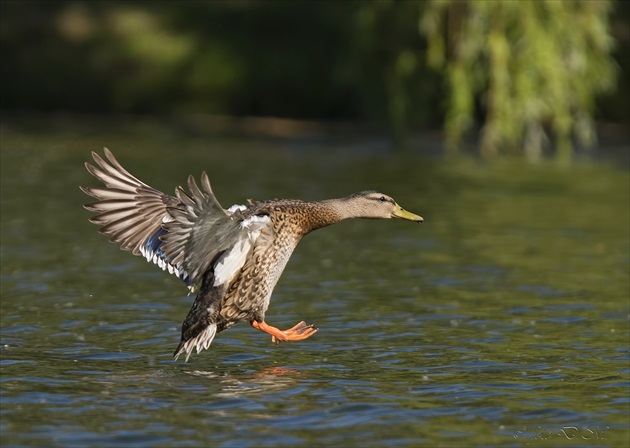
1, 120, 629, 447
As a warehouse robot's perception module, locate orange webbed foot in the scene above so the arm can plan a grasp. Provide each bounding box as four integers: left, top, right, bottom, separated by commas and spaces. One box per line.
250, 320, 318, 344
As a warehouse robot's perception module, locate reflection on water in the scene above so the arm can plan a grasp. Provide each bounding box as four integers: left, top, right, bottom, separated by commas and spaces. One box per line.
1, 120, 628, 447
188, 366, 301, 399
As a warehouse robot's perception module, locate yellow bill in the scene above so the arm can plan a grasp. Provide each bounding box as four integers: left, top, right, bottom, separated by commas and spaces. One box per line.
392, 204, 423, 222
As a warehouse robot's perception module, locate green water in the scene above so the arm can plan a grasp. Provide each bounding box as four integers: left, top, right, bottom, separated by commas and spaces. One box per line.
1, 119, 628, 447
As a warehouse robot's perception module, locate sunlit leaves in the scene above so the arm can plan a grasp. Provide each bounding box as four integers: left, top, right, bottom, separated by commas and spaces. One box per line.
422, 0, 617, 161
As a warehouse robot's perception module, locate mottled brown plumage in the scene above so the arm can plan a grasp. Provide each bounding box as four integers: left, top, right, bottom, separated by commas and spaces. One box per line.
217, 201, 339, 325
81, 148, 423, 361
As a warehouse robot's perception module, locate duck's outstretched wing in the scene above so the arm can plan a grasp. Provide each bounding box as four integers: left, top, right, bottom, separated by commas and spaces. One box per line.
81, 148, 179, 255
82, 148, 272, 292
82, 148, 200, 285
159, 172, 247, 289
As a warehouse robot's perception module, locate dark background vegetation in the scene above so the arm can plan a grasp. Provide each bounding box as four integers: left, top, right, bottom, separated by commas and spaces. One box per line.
1, 1, 628, 158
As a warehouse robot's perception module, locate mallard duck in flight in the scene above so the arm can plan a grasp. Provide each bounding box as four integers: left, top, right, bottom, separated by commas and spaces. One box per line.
81, 149, 423, 361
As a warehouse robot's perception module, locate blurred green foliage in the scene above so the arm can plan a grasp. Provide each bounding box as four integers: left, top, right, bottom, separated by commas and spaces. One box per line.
422, 0, 619, 161
0, 0, 627, 159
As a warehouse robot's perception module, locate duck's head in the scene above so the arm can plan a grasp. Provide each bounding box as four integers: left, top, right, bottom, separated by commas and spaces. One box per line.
338, 191, 423, 222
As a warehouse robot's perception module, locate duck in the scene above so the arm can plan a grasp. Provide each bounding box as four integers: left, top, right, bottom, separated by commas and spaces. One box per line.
81, 148, 423, 361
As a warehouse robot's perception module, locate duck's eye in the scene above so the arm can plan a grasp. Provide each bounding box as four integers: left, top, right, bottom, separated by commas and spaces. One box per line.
379, 196, 387, 202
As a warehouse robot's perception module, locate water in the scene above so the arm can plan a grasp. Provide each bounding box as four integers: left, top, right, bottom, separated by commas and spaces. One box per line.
1, 119, 629, 447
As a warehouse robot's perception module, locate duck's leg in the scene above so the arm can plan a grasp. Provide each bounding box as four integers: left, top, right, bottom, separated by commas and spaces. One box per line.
250, 320, 318, 344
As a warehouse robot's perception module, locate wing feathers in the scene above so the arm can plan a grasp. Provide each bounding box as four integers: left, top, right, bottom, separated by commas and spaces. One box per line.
82, 148, 262, 291
83, 199, 137, 212
201, 172, 213, 195
81, 186, 135, 202
82, 149, 178, 260
161, 171, 246, 287
176, 186, 196, 209
187, 175, 204, 207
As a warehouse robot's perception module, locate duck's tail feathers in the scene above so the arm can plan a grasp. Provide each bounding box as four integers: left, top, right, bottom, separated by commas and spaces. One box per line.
173, 286, 223, 362
173, 323, 217, 362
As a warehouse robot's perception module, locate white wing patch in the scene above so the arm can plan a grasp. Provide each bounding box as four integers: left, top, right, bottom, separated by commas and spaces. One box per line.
138, 217, 192, 288
226, 204, 247, 215
213, 239, 252, 287
139, 244, 190, 284
212, 214, 270, 287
